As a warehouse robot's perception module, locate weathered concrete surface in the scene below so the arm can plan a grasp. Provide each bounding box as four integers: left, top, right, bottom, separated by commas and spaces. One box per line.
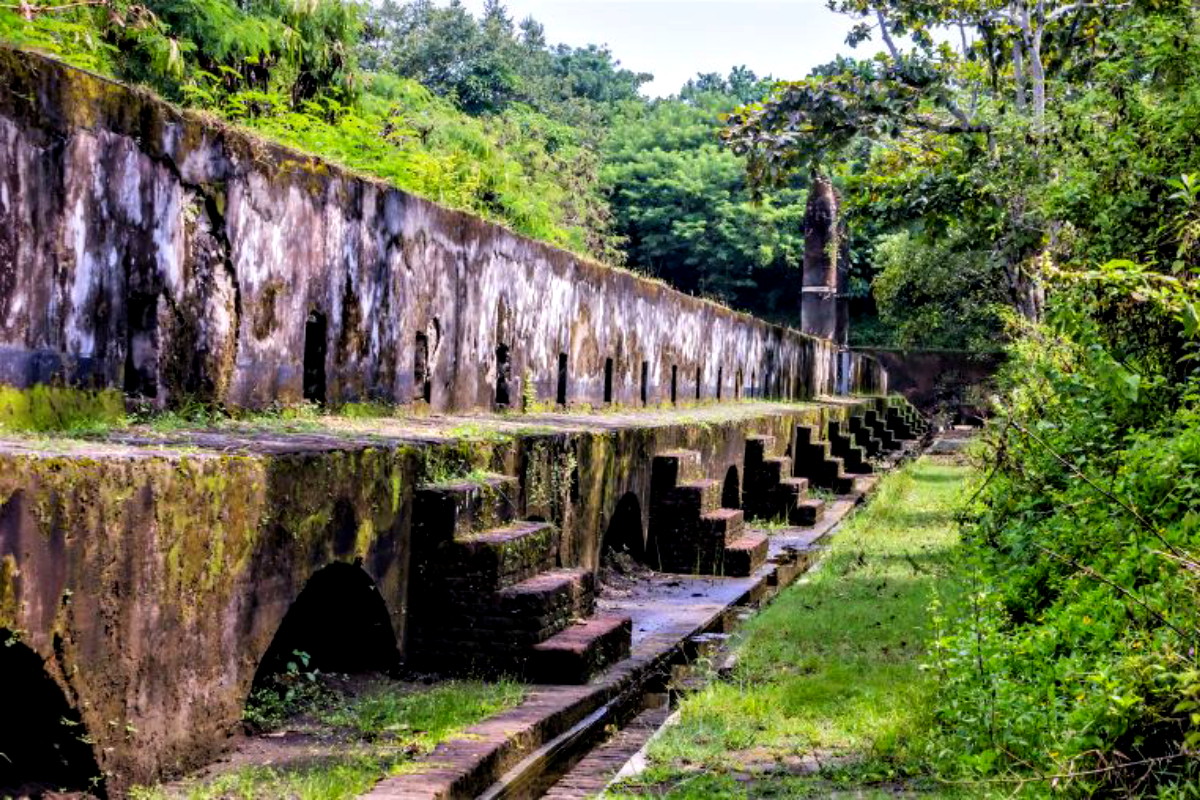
0, 400, 880, 792
0, 48, 885, 413
850, 348, 1003, 416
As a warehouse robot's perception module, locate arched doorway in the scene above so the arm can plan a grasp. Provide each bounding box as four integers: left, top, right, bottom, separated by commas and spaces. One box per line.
721, 465, 741, 509
0, 630, 103, 797
601, 492, 644, 570
251, 563, 398, 686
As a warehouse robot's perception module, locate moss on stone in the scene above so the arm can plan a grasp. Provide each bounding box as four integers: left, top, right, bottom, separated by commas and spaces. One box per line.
0, 386, 126, 433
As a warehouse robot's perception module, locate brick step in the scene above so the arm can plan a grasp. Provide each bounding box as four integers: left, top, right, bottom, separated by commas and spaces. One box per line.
701, 508, 745, 546
660, 479, 722, 515
651, 450, 704, 493
496, 567, 596, 624
413, 473, 518, 544
527, 615, 633, 684
755, 456, 793, 484
722, 531, 769, 577
441, 521, 557, 591
789, 497, 825, 526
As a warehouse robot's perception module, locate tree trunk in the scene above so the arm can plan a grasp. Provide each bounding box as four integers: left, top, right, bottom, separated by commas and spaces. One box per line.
801, 172, 842, 341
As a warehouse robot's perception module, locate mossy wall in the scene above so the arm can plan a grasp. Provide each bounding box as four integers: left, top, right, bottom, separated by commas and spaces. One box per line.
0, 440, 420, 792
0, 47, 887, 414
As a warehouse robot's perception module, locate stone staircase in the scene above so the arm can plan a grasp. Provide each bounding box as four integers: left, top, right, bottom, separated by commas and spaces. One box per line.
883, 398, 929, 440
827, 420, 874, 475
407, 474, 631, 683
848, 413, 885, 457
792, 425, 856, 494
863, 408, 902, 452
647, 450, 769, 576
743, 435, 825, 526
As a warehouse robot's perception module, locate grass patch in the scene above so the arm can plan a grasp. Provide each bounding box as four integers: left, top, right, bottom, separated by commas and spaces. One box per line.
134, 678, 524, 800
610, 456, 974, 798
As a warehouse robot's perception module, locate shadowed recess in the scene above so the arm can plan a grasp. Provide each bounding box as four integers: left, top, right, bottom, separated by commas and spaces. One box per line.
603, 492, 645, 565
722, 465, 741, 510
251, 563, 398, 683
0, 630, 103, 798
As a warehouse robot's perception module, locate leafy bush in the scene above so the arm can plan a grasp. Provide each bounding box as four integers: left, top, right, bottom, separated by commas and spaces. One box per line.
929, 275, 1200, 795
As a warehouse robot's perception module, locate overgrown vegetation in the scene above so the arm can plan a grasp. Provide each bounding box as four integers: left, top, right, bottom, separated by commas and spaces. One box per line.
134, 674, 523, 800
610, 456, 972, 798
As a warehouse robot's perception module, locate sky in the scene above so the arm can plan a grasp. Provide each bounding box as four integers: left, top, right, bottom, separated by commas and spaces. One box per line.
450, 0, 874, 98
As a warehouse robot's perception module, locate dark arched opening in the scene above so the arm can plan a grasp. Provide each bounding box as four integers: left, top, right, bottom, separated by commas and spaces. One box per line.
0, 630, 103, 797
601, 493, 645, 570
303, 309, 328, 404
251, 563, 398, 686
721, 466, 740, 509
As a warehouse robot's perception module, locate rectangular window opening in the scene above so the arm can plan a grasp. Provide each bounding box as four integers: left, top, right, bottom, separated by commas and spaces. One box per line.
495, 343, 512, 408
603, 357, 614, 404
640, 361, 649, 406
670, 365, 678, 404
556, 352, 568, 406
414, 332, 431, 403
303, 310, 328, 405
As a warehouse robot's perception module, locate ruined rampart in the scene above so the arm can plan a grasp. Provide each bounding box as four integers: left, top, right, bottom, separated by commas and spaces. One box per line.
0, 48, 884, 412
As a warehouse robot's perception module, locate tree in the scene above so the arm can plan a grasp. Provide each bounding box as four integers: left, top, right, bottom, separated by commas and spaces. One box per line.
602, 72, 808, 322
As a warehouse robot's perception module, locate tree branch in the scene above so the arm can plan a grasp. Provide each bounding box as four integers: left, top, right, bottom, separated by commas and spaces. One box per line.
874, 7, 902, 61
1046, 1, 1131, 24
1, 0, 107, 16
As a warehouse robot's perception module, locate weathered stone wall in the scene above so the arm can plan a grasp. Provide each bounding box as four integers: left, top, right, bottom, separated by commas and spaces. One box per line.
0, 48, 886, 412
0, 439, 421, 788
852, 347, 1003, 417
0, 402, 859, 791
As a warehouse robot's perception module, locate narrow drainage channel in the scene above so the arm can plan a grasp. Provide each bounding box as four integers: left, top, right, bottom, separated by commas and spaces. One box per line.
487, 442, 928, 799
477, 533, 832, 799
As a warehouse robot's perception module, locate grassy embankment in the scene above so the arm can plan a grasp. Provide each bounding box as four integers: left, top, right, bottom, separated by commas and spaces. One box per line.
610, 455, 975, 798
131, 679, 524, 800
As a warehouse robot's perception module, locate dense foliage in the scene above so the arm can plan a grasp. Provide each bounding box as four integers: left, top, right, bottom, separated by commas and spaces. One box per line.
600, 72, 809, 321
715, 0, 1200, 792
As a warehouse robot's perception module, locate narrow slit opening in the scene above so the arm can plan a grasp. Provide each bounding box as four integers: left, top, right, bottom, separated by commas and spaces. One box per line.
303, 309, 328, 405
603, 357, 614, 404
495, 343, 512, 409
414, 332, 431, 403
556, 352, 568, 406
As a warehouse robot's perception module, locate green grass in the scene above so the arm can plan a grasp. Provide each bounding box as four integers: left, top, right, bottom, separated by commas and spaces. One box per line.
133, 679, 523, 800
609, 456, 974, 798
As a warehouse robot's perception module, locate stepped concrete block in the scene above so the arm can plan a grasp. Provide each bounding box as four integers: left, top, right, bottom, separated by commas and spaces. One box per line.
497, 567, 596, 622
722, 531, 769, 577
652, 450, 704, 492
446, 521, 558, 591
662, 479, 723, 516
789, 498, 825, 526
413, 474, 518, 544
528, 615, 633, 684
701, 508, 746, 546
